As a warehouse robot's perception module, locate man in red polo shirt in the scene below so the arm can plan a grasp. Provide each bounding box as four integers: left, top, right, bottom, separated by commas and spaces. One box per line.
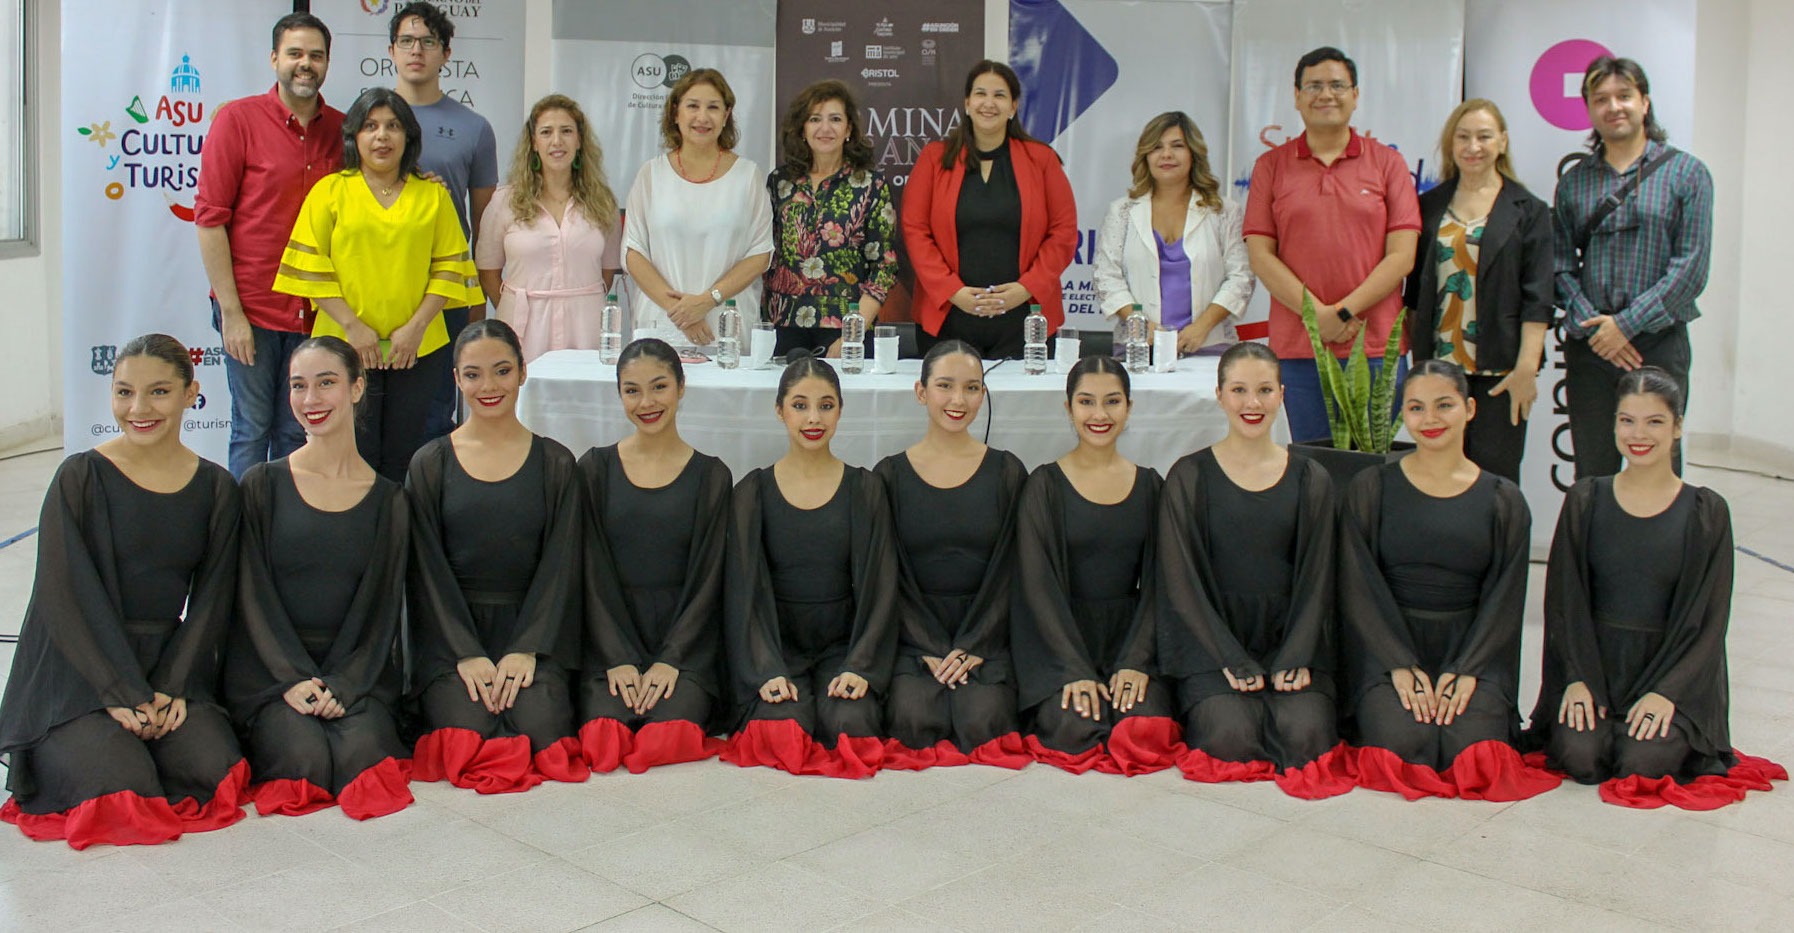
195, 13, 345, 478
1244, 46, 1421, 444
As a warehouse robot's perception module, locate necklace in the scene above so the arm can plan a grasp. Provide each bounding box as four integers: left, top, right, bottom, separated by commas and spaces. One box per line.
674, 148, 720, 183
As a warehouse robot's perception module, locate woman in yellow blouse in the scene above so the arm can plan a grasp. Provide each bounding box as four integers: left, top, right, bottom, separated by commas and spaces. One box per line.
275, 87, 482, 481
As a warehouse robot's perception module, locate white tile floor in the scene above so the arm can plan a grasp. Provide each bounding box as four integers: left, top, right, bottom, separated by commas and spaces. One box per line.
0, 444, 1791, 932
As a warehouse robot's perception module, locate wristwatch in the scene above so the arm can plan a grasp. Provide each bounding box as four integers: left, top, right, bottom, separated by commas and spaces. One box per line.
709, 287, 725, 306
1335, 305, 1354, 324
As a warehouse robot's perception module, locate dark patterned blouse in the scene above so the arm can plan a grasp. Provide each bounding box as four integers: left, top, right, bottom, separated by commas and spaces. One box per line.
763, 167, 900, 330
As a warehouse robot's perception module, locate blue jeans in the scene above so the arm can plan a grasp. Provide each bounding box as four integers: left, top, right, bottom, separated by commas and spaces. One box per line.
425, 306, 473, 439
1280, 354, 1409, 446
213, 299, 309, 479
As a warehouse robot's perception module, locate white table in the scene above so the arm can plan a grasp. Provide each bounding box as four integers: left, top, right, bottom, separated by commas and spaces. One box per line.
518, 351, 1287, 478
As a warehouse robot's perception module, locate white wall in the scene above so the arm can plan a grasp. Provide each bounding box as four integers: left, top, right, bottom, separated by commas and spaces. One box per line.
0, 0, 59, 451
3, 0, 1788, 472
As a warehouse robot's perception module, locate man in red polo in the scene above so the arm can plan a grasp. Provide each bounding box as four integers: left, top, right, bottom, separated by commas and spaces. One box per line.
1244, 46, 1420, 444
195, 13, 345, 478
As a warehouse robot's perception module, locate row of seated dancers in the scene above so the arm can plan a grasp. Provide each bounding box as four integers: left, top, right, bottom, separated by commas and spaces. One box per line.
0, 321, 1781, 850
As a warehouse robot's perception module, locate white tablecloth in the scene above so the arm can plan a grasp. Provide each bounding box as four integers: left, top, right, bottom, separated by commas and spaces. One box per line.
518, 351, 1287, 478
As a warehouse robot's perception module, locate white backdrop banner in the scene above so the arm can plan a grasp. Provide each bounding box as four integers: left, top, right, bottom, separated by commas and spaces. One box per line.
551, 0, 776, 327
1465, 0, 1697, 550
1008, 0, 1233, 336
311, 0, 527, 181
60, 0, 288, 462
1227, 0, 1465, 342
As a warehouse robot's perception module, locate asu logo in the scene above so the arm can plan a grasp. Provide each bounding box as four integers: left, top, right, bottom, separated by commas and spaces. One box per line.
90, 345, 118, 376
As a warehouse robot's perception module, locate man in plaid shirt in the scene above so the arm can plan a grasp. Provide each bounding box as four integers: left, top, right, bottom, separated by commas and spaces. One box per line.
1554, 56, 1712, 478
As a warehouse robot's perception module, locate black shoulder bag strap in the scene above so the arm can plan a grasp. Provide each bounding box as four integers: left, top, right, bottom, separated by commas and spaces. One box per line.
1574, 149, 1672, 257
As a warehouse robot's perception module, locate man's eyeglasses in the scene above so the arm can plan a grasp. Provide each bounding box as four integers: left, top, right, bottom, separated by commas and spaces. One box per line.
1300, 81, 1354, 96
394, 35, 441, 51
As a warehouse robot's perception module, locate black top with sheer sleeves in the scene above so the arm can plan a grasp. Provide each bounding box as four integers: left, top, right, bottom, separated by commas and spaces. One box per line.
224, 460, 407, 722
1527, 477, 1735, 770
722, 466, 899, 715
874, 448, 1028, 683
1156, 448, 1337, 707
577, 444, 732, 701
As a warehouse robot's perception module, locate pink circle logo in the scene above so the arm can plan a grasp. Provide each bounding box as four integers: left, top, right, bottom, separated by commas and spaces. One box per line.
1531, 39, 1613, 130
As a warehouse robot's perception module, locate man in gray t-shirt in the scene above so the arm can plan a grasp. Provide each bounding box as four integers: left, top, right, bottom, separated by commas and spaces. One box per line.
388, 1, 498, 436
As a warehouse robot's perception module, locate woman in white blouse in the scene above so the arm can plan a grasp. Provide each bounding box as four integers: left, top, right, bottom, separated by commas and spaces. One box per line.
1093, 111, 1253, 355
623, 68, 774, 348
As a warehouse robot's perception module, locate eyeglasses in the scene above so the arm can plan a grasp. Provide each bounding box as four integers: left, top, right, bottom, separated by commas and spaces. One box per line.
1300, 81, 1354, 96
394, 35, 441, 51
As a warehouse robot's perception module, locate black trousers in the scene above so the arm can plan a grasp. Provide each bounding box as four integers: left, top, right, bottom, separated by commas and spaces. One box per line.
358, 348, 451, 483
1354, 682, 1512, 770
885, 663, 1019, 751
1547, 717, 1695, 784
245, 698, 408, 795
418, 667, 575, 754
1563, 323, 1690, 480
772, 325, 843, 358
1179, 688, 1337, 770
16, 704, 242, 815
937, 306, 1027, 360
1464, 374, 1530, 483
740, 651, 882, 746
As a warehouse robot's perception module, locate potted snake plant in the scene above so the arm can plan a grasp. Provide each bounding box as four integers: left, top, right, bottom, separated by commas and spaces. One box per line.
1293, 292, 1412, 484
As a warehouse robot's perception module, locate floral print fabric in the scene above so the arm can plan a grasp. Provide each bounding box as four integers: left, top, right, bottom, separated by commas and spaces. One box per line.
763, 168, 899, 329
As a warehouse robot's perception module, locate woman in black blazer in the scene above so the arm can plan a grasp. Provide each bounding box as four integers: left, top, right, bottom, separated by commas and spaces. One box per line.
1404, 99, 1554, 482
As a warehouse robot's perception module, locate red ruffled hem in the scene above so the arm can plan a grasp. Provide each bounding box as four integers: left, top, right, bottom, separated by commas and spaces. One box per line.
1274, 742, 1359, 800
578, 717, 634, 774
881, 739, 972, 771
249, 778, 335, 818
1175, 747, 1279, 784
1095, 716, 1183, 776
1023, 735, 1111, 774
967, 732, 1033, 770
720, 720, 881, 779
2, 790, 184, 850
1598, 750, 1788, 811
624, 720, 725, 773
533, 736, 590, 784
168, 758, 252, 832
337, 757, 414, 821
412, 729, 542, 794
1354, 741, 1561, 801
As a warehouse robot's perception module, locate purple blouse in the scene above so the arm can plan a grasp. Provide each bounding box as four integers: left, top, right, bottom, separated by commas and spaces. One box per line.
1156, 231, 1193, 331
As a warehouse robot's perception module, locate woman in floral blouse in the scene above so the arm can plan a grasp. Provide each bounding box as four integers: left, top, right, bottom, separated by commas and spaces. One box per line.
764, 80, 899, 358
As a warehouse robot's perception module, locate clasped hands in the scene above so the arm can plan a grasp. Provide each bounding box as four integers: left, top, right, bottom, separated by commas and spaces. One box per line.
1584, 315, 1643, 370
923, 649, 984, 688
106, 692, 188, 739
662, 289, 717, 346
952, 283, 1030, 318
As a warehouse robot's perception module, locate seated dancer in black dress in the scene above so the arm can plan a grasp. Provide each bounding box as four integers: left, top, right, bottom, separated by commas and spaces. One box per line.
407, 320, 586, 793
577, 338, 732, 773
0, 334, 248, 848
722, 351, 899, 778
1530, 367, 1785, 808
876, 340, 1031, 769
1157, 343, 1352, 797
1012, 355, 1178, 774
1340, 359, 1558, 800
224, 337, 414, 820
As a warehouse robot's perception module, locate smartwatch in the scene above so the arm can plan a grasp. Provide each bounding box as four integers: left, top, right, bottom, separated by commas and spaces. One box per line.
1335, 305, 1354, 324
709, 287, 725, 305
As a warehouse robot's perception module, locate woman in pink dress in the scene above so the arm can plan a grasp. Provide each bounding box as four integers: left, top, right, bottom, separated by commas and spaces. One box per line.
476, 94, 622, 363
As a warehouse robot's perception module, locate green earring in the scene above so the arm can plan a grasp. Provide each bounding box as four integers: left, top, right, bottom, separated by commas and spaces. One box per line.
530, 152, 541, 171
572, 153, 582, 171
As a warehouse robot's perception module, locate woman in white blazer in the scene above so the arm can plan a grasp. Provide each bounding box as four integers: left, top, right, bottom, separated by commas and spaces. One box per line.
1094, 112, 1254, 355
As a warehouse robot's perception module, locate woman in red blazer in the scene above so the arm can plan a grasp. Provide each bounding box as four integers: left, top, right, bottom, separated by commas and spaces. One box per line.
902, 60, 1078, 359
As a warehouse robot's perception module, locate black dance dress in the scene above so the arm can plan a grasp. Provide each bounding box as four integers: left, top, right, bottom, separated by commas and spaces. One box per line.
1339, 460, 1558, 800
722, 466, 898, 777
576, 444, 731, 772
1528, 478, 1783, 807
1157, 449, 1351, 794
0, 451, 248, 848
224, 461, 412, 820
876, 449, 1032, 768
406, 435, 586, 793
1012, 463, 1178, 773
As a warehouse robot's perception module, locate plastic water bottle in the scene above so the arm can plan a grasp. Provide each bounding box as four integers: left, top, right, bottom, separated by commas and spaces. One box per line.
840, 308, 866, 374
1022, 304, 1048, 374
1124, 306, 1150, 374
715, 300, 741, 370
599, 292, 623, 365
